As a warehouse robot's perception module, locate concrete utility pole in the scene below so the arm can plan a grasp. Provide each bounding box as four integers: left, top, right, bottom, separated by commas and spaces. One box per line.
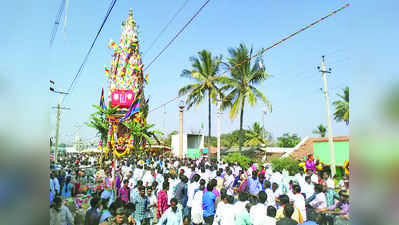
216, 97, 222, 163
50, 80, 70, 164
179, 101, 185, 159
318, 56, 336, 176
262, 106, 267, 160
53, 104, 70, 163
163, 106, 167, 134
55, 104, 61, 162
259, 60, 268, 160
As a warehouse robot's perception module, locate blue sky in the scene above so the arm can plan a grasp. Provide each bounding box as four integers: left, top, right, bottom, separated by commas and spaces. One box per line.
3, 0, 397, 144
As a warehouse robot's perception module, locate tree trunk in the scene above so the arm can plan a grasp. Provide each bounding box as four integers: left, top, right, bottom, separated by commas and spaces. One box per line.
208, 90, 211, 158
239, 97, 245, 152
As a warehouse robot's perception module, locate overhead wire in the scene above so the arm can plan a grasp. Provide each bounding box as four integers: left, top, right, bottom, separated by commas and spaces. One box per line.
144, 0, 211, 72
50, 0, 66, 46
144, 0, 190, 56
61, 0, 117, 105
148, 3, 350, 114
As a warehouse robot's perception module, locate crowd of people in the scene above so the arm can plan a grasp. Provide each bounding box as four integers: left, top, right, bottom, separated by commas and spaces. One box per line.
49, 153, 350, 225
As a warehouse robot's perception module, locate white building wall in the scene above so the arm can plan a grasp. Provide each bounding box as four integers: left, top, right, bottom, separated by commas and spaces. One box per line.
171, 134, 188, 157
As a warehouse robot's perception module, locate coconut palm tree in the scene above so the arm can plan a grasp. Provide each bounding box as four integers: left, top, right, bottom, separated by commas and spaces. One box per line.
333, 87, 349, 125
244, 122, 269, 147
219, 43, 272, 151
178, 50, 223, 150
312, 124, 327, 137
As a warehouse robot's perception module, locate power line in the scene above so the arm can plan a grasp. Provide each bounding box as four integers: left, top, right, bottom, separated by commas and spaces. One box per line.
61, 0, 117, 105
217, 4, 351, 78
149, 96, 181, 113
144, 0, 190, 56
148, 3, 350, 114
144, 0, 211, 72
50, 0, 66, 46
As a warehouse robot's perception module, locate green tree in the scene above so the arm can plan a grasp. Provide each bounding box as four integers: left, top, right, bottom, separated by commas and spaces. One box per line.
244, 122, 269, 147
178, 50, 223, 150
223, 152, 252, 169
221, 129, 251, 148
86, 105, 119, 144
123, 120, 163, 152
204, 136, 217, 148
277, 133, 301, 147
220, 43, 272, 152
312, 124, 327, 137
333, 86, 349, 125
162, 130, 178, 147
271, 157, 299, 176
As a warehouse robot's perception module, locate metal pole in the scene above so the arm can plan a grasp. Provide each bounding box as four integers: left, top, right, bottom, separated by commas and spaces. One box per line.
55, 104, 61, 163
319, 55, 336, 176
179, 105, 184, 159
262, 107, 267, 160
163, 106, 166, 134
259, 61, 267, 160
217, 99, 221, 163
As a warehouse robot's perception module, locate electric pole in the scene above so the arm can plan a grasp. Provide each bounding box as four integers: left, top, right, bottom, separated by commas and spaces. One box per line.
50, 80, 70, 164
179, 101, 185, 159
52, 104, 70, 163
163, 105, 167, 146
317, 56, 336, 176
216, 97, 222, 163
259, 60, 268, 160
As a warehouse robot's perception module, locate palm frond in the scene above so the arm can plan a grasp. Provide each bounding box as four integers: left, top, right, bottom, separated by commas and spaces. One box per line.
253, 87, 272, 112
229, 94, 244, 119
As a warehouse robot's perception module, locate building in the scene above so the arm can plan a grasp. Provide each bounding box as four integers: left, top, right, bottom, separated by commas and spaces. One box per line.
282, 136, 349, 166
263, 147, 293, 161
171, 133, 205, 158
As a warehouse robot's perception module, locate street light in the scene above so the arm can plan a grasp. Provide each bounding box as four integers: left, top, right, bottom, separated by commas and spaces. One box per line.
50, 80, 70, 94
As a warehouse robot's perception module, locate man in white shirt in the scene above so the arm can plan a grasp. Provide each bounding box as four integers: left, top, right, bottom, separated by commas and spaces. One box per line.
291, 184, 307, 221
157, 198, 183, 225
173, 160, 179, 168
224, 170, 235, 195
142, 168, 154, 187
168, 175, 178, 205
155, 168, 164, 191
213, 195, 235, 225
306, 169, 319, 184
186, 174, 200, 211
210, 166, 217, 180
213, 193, 227, 224
250, 191, 268, 225
265, 166, 273, 181
264, 181, 275, 207
271, 182, 282, 203
126, 171, 135, 190
270, 170, 283, 188
198, 167, 209, 183
232, 192, 249, 223
301, 175, 315, 200
293, 168, 305, 187
133, 165, 144, 185
233, 164, 241, 177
